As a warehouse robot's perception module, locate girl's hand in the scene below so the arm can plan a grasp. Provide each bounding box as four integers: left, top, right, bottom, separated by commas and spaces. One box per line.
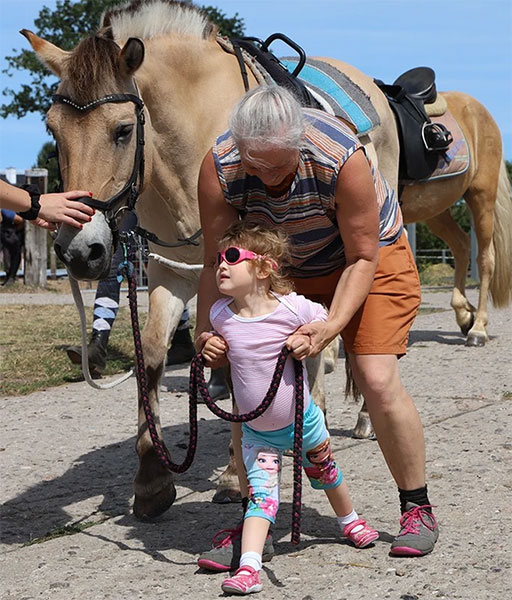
286, 333, 311, 361
201, 334, 228, 367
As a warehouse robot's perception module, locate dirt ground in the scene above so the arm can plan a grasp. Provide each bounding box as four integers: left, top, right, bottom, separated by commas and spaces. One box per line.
1, 287, 511, 600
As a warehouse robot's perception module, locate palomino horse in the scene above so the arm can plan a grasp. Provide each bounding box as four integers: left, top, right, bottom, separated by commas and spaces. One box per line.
22, 1, 511, 514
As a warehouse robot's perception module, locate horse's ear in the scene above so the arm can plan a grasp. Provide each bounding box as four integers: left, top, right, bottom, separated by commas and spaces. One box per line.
119, 38, 145, 76
20, 29, 68, 77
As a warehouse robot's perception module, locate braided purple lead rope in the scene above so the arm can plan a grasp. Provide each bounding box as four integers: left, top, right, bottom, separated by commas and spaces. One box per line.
123, 246, 304, 542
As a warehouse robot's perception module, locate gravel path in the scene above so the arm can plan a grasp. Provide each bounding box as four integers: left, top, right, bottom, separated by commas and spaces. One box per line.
1, 287, 511, 600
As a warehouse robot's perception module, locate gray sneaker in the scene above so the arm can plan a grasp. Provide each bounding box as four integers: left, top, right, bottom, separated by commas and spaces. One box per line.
197, 523, 274, 572
390, 502, 439, 556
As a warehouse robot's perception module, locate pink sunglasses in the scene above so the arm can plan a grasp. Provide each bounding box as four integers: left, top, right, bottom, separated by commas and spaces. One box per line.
217, 246, 278, 270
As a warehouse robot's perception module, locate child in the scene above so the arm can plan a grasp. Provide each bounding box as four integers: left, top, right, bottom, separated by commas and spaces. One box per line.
201, 221, 378, 596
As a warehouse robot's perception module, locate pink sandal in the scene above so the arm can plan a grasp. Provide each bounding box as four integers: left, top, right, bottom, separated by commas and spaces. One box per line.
343, 518, 379, 548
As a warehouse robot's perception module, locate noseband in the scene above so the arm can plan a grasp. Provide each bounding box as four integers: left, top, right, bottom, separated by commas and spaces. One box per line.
52, 92, 145, 236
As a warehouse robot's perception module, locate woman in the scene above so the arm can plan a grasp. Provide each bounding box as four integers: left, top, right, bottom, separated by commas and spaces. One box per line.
194, 85, 438, 561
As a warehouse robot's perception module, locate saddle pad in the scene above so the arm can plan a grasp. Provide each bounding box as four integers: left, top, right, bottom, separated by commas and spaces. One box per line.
281, 57, 380, 135
417, 110, 470, 183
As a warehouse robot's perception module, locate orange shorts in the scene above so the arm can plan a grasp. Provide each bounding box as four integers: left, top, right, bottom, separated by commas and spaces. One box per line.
292, 232, 421, 356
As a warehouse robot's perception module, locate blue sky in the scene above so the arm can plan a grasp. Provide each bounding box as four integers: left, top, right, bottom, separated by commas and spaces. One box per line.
1, 0, 511, 171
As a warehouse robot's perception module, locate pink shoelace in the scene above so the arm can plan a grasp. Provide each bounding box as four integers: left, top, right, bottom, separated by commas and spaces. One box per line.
211, 524, 243, 548
397, 504, 437, 536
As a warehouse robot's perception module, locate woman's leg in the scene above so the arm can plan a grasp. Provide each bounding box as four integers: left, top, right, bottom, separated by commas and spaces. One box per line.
348, 353, 426, 490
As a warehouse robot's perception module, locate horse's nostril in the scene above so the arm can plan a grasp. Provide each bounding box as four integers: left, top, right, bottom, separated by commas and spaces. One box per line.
89, 243, 105, 262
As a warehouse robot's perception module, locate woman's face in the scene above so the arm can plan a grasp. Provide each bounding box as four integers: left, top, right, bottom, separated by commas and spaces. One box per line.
240, 145, 299, 188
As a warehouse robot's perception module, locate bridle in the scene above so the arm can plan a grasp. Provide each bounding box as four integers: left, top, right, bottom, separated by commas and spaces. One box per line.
53, 92, 145, 241
51, 91, 202, 249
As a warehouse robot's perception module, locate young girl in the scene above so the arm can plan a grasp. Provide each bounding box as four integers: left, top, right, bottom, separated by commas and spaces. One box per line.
201, 221, 378, 596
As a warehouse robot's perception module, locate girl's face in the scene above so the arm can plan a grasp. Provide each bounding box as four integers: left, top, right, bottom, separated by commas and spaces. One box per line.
215, 253, 258, 296
257, 452, 280, 474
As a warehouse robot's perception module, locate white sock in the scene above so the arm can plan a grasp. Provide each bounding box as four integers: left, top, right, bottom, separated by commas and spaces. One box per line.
239, 551, 262, 572
337, 509, 363, 534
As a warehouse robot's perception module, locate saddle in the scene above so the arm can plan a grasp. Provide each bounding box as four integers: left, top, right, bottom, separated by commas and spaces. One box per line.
231, 33, 324, 110
375, 66, 453, 182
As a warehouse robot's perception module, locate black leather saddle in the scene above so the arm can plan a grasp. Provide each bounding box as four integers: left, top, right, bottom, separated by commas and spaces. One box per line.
375, 66, 453, 182
231, 33, 323, 110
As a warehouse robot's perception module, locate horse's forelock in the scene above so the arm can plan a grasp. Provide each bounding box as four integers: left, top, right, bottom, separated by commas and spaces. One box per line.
64, 36, 122, 103
101, 0, 216, 42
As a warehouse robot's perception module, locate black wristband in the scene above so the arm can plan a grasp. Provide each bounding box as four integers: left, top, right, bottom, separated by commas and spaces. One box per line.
17, 184, 42, 220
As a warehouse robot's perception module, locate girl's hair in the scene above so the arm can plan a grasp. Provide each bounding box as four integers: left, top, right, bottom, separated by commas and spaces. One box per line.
229, 85, 305, 151
218, 220, 294, 294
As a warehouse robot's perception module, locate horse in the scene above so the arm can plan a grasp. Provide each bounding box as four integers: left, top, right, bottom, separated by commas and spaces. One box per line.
21, 0, 511, 515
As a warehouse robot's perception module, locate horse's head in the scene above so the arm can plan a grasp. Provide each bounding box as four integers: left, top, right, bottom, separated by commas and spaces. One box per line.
21, 29, 152, 280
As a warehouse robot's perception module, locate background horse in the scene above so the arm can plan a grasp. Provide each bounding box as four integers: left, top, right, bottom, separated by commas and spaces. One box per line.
22, 0, 511, 513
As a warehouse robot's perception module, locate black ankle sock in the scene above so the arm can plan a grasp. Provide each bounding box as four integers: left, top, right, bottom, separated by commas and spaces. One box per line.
398, 485, 431, 514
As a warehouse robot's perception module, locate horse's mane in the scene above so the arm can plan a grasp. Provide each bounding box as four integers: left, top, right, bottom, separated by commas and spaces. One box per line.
102, 0, 217, 41
63, 1, 216, 103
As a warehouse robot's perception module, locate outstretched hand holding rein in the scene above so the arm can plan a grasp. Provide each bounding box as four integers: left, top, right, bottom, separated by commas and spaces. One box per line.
201, 334, 229, 368
0, 180, 95, 231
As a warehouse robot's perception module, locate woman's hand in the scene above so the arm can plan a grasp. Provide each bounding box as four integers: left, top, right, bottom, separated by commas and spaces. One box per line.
201, 334, 229, 368
295, 321, 340, 356
286, 333, 311, 361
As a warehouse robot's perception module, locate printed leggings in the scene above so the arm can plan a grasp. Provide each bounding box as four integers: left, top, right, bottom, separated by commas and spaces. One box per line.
241, 400, 343, 523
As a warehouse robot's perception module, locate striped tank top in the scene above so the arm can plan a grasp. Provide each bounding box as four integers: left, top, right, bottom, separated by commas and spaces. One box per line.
213, 109, 402, 278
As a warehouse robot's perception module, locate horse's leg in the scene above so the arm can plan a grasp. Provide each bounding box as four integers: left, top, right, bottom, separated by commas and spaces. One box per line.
307, 352, 326, 414
133, 261, 195, 519
463, 187, 498, 346
423, 209, 476, 336
352, 399, 375, 440
212, 370, 244, 504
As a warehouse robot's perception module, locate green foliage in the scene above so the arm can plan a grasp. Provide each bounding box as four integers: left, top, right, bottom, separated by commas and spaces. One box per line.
34, 141, 59, 192
506, 160, 512, 182
1, 0, 244, 119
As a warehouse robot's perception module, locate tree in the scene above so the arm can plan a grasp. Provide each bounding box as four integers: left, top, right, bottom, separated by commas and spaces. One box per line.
1, 0, 244, 119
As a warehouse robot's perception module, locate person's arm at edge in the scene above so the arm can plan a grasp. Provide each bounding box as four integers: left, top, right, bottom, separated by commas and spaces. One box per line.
0, 180, 94, 230
194, 149, 239, 351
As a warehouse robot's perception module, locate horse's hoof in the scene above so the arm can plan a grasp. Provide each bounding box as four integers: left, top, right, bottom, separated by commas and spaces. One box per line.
352, 414, 376, 440
465, 334, 486, 347
212, 488, 242, 504
459, 314, 475, 336
133, 483, 177, 520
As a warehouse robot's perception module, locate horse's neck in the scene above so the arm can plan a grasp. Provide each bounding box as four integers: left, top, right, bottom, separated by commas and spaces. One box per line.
135, 37, 247, 238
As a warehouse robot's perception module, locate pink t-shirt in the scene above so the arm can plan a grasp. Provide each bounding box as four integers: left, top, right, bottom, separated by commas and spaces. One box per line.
210, 292, 328, 431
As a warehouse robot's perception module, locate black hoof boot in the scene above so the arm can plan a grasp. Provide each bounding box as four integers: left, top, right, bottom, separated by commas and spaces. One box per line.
206, 368, 230, 402
166, 327, 196, 366
67, 330, 109, 377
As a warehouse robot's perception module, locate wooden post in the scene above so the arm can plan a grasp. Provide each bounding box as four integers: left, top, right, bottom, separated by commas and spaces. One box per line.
24, 169, 48, 288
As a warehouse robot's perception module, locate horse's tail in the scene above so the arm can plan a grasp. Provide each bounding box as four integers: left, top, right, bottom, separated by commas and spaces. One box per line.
489, 160, 512, 308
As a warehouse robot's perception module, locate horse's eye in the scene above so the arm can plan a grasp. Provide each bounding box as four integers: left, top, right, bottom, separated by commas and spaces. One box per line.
114, 124, 134, 144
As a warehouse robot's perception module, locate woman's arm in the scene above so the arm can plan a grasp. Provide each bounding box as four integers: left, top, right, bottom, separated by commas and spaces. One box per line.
194, 149, 239, 350
297, 149, 379, 354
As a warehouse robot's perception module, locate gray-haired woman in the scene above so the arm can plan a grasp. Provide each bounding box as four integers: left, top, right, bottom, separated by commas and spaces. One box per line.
195, 85, 438, 579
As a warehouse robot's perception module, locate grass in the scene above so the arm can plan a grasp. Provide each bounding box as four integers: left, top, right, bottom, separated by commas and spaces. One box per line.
23, 517, 110, 546
0, 298, 141, 396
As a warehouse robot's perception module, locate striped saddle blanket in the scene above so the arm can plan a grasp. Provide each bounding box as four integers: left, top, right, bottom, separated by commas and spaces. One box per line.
281, 56, 380, 136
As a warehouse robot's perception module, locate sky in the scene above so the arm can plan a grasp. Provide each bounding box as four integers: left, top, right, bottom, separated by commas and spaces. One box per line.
1, 0, 511, 172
